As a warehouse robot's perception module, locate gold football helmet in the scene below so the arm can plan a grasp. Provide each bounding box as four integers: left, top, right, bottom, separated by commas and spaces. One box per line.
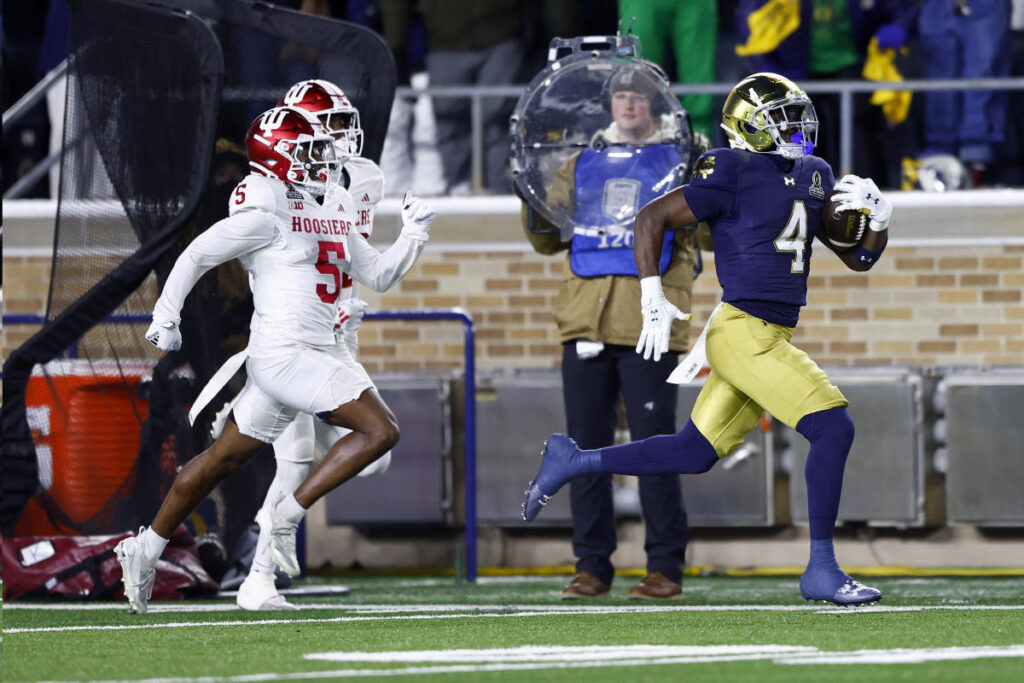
721, 72, 817, 160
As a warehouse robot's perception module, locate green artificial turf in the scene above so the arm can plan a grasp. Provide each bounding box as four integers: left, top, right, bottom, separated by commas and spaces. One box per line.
3, 576, 1023, 682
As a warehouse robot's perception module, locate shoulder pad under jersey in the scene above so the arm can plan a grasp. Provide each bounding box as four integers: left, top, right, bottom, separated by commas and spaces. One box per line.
228, 173, 279, 217
343, 157, 384, 209
687, 147, 741, 192
326, 184, 357, 217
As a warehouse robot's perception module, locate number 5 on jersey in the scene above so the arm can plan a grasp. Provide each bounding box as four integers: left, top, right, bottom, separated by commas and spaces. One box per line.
774, 200, 807, 273
316, 241, 349, 303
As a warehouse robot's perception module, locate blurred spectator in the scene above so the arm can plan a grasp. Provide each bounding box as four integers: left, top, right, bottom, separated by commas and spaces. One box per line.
381, 0, 525, 194
918, 0, 1012, 188
1004, 0, 1024, 186
39, 0, 70, 198
521, 0, 618, 76
734, 0, 918, 186
377, 5, 445, 197
2, 0, 51, 198
227, 0, 332, 132
618, 0, 718, 138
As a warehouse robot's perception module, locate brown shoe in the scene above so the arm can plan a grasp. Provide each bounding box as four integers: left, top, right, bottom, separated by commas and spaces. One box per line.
627, 572, 683, 600
560, 571, 611, 599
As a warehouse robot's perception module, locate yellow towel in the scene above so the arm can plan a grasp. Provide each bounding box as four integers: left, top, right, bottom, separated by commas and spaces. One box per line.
862, 37, 912, 125
735, 0, 801, 57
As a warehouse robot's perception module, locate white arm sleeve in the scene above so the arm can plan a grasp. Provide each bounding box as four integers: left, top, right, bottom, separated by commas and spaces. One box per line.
345, 231, 424, 292
152, 211, 276, 324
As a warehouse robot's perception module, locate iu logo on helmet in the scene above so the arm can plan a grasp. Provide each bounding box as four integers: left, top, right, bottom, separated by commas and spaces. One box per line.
258, 108, 291, 137
282, 82, 314, 107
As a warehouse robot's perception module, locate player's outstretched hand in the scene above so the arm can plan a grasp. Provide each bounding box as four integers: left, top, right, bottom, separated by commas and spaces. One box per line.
636, 294, 692, 362
337, 298, 367, 333
145, 319, 182, 351
400, 191, 436, 241
833, 174, 891, 231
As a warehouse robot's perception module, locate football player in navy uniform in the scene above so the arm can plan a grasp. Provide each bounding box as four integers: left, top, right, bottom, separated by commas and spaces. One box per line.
522, 72, 892, 606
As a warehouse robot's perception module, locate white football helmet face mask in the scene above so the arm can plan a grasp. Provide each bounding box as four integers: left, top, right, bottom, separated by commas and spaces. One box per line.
246, 106, 341, 197
279, 80, 364, 162
288, 134, 341, 196
318, 109, 363, 160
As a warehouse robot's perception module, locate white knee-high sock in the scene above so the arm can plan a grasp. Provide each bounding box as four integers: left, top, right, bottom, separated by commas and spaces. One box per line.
251, 460, 311, 575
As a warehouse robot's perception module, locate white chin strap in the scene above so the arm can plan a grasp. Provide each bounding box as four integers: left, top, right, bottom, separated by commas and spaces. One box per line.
776, 145, 805, 160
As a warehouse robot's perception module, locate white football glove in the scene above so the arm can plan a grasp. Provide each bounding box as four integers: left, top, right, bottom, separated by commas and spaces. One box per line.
833, 174, 892, 231
399, 191, 436, 242
635, 277, 693, 362
145, 318, 182, 351
335, 298, 367, 357
336, 297, 367, 333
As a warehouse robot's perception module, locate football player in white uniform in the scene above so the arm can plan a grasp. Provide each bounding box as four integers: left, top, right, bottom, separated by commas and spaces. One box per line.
236, 80, 394, 610
114, 105, 436, 614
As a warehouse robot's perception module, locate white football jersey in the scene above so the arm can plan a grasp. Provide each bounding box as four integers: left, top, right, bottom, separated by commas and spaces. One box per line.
343, 156, 385, 238
335, 156, 385, 308
153, 170, 423, 355
228, 173, 358, 347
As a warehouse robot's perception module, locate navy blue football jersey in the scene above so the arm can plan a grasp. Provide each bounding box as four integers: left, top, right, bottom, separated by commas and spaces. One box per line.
682, 147, 835, 327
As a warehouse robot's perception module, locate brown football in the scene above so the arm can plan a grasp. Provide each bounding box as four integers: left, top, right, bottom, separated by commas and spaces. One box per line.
822, 195, 868, 252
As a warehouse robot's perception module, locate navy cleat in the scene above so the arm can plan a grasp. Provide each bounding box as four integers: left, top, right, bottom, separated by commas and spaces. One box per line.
522, 434, 595, 521
800, 572, 882, 606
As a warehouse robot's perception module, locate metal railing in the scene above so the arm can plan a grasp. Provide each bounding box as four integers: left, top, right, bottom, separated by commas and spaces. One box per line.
6, 72, 1024, 196
392, 77, 1024, 187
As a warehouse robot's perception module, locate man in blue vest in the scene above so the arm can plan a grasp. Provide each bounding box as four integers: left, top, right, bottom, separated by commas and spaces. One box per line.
522, 64, 705, 600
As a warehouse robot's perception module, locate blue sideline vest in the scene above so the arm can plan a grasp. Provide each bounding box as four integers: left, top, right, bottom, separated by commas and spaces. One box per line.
570, 144, 681, 277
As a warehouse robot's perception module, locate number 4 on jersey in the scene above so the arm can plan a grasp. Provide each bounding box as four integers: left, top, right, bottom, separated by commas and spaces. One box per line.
774, 200, 807, 273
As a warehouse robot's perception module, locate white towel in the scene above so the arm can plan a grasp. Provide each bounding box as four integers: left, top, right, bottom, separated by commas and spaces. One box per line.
666, 302, 722, 385
188, 349, 248, 425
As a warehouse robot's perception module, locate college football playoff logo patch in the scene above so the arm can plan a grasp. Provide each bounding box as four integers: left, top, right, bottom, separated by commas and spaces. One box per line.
809, 171, 825, 199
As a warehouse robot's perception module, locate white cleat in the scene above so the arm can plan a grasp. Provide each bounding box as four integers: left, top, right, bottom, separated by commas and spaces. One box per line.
114, 529, 156, 614
236, 571, 297, 611
256, 499, 301, 578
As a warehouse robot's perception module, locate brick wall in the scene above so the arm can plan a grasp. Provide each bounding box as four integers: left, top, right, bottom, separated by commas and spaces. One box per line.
4, 245, 1023, 369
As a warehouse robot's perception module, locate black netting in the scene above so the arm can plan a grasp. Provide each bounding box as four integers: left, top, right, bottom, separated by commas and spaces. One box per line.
2, 0, 222, 537
2, 0, 396, 566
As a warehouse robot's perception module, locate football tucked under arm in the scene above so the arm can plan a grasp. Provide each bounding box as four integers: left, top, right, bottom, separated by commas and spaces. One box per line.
821, 195, 868, 252
822, 185, 889, 272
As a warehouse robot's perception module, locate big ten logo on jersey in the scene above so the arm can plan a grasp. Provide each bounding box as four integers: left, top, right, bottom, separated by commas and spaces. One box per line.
286, 187, 304, 211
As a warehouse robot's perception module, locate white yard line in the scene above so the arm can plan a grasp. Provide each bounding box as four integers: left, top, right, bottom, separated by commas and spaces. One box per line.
778, 645, 1024, 665
6, 603, 1024, 634
32, 644, 1024, 683
304, 644, 816, 662
7, 601, 1024, 613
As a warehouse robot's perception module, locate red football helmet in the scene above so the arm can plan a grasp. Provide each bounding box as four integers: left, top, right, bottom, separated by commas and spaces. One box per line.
278, 79, 363, 160
244, 106, 339, 196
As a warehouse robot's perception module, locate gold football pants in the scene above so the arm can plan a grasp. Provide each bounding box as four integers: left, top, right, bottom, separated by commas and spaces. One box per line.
692, 303, 848, 456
